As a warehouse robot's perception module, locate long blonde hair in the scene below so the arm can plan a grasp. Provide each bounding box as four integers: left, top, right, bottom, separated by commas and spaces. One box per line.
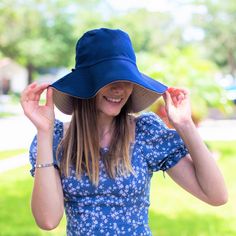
57, 97, 134, 185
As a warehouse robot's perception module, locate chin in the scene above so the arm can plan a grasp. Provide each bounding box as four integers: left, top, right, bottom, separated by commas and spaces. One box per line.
107, 111, 121, 117
105, 109, 122, 117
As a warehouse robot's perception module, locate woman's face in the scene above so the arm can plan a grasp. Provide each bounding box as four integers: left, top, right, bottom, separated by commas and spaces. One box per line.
96, 81, 133, 117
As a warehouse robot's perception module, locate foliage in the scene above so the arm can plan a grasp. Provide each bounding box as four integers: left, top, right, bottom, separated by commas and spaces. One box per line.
105, 7, 234, 120
192, 0, 236, 76
137, 46, 232, 121
105, 9, 182, 53
0, 0, 234, 115
0, 141, 236, 235
0, 0, 100, 83
0, 111, 15, 118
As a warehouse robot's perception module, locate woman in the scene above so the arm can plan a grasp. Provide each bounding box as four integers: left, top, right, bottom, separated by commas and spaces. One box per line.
21, 28, 227, 236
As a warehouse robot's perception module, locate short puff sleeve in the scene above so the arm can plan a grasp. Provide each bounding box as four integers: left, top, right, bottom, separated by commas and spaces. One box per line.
29, 119, 64, 177
138, 112, 189, 172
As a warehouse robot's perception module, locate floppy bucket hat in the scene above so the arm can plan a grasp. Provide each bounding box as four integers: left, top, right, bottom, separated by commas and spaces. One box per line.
50, 28, 168, 114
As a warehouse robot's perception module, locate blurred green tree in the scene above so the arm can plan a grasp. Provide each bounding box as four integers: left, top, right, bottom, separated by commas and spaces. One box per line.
0, 0, 100, 84
105, 8, 184, 53
102, 7, 233, 120
192, 0, 236, 76
137, 46, 231, 124
0, 0, 233, 119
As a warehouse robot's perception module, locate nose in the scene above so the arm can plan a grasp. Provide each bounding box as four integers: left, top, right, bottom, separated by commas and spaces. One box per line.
110, 82, 126, 93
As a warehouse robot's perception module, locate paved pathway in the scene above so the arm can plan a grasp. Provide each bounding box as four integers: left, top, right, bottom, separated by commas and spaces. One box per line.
0, 109, 70, 174
0, 153, 28, 173
0, 108, 71, 150
198, 119, 236, 141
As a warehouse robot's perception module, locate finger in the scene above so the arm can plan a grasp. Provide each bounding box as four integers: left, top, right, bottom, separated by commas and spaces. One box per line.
20, 83, 44, 111
162, 92, 167, 100
169, 91, 181, 107
21, 82, 36, 99
29, 81, 37, 88
167, 87, 179, 99
163, 90, 173, 107
20, 89, 31, 104
168, 88, 186, 100
167, 87, 190, 107
46, 87, 54, 108
21, 83, 37, 100
167, 87, 175, 93
27, 83, 50, 101
172, 96, 179, 106
30, 83, 50, 95
171, 88, 189, 97
177, 92, 184, 100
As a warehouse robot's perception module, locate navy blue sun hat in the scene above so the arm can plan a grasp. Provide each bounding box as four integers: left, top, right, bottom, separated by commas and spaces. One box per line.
50, 28, 167, 114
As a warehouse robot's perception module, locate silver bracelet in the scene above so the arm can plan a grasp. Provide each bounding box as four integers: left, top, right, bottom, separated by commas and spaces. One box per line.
35, 162, 54, 168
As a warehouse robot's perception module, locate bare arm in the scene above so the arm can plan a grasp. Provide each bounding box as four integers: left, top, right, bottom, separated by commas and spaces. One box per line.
21, 83, 64, 230
164, 88, 228, 206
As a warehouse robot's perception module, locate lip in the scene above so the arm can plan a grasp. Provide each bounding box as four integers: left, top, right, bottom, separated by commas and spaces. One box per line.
103, 96, 123, 103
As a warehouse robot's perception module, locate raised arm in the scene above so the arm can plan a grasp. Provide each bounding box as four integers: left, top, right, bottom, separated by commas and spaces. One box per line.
21, 82, 64, 229
163, 88, 228, 206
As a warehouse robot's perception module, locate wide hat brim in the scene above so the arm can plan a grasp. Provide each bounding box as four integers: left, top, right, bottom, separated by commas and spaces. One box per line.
50, 59, 168, 115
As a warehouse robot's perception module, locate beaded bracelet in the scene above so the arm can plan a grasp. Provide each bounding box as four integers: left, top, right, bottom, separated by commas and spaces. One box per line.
35, 162, 54, 168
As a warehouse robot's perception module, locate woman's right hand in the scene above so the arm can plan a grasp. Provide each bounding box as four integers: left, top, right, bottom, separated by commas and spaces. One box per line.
20, 82, 55, 132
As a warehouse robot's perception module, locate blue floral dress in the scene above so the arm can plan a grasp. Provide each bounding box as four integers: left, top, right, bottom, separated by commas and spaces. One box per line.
29, 112, 189, 236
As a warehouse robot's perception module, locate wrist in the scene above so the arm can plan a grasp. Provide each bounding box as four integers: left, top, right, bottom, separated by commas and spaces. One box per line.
173, 119, 195, 132
37, 129, 54, 143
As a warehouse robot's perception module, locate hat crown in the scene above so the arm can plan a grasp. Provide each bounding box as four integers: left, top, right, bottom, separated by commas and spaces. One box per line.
75, 28, 136, 68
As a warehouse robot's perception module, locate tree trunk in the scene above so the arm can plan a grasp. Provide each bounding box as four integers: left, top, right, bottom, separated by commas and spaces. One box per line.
227, 49, 236, 77
26, 63, 34, 85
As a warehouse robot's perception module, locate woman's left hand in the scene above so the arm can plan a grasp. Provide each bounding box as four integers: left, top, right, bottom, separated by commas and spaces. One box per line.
163, 87, 192, 127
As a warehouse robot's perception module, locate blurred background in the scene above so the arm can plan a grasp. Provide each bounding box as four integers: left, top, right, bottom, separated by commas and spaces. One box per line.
0, 0, 235, 235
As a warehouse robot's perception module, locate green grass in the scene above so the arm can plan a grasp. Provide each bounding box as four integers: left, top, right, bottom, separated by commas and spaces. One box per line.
149, 141, 236, 235
0, 112, 16, 118
9, 93, 21, 105
0, 165, 66, 236
0, 141, 235, 235
0, 149, 28, 160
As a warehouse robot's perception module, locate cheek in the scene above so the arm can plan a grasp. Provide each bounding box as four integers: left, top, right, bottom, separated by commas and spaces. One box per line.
129, 89, 133, 96
126, 88, 133, 99
96, 96, 104, 110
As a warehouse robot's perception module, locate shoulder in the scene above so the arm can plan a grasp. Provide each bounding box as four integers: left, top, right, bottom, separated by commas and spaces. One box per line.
51, 119, 67, 143
54, 119, 64, 136
54, 119, 71, 138
133, 112, 167, 143
135, 111, 166, 130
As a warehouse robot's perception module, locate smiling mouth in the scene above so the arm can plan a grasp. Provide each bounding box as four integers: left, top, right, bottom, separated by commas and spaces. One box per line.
104, 96, 122, 103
